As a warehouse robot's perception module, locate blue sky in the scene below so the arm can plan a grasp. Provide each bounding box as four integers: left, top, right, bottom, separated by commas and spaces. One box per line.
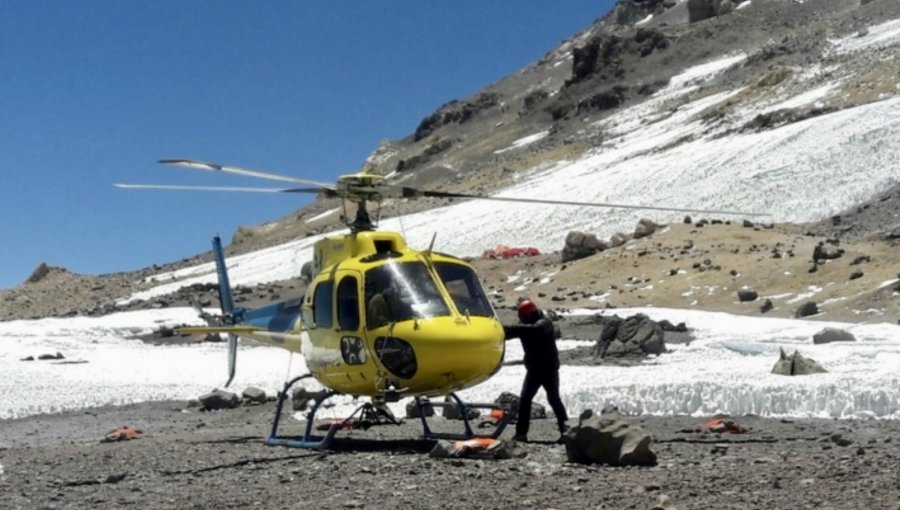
0, 1, 614, 290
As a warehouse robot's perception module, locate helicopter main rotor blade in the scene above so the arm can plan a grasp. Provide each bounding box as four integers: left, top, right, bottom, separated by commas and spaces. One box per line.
159, 159, 336, 189
114, 183, 323, 193
395, 187, 767, 217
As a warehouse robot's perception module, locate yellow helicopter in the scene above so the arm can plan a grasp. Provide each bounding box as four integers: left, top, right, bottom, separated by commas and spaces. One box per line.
117, 159, 762, 448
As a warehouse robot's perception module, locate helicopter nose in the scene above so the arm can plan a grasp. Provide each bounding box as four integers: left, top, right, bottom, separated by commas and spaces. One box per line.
378, 317, 504, 391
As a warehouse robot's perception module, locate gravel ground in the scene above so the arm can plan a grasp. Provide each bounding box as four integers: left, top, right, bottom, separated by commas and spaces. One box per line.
2, 399, 900, 510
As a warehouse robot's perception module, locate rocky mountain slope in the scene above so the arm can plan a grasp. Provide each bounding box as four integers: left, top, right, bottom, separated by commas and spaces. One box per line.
2, 0, 899, 323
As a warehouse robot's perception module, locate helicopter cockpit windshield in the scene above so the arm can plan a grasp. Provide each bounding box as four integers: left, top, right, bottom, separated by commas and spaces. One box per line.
365, 262, 450, 329
432, 262, 494, 318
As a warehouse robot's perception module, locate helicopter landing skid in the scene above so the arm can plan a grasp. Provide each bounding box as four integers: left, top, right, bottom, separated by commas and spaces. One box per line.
414, 393, 512, 441
266, 373, 340, 449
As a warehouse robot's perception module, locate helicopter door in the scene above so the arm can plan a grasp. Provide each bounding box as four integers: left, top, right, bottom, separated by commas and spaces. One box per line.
335, 270, 367, 366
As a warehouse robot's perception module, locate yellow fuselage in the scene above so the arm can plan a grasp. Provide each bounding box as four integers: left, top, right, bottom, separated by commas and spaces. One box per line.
239, 230, 505, 399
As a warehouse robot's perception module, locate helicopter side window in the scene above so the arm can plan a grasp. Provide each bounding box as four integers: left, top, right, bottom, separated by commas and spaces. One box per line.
312, 280, 334, 328
337, 276, 360, 331
434, 262, 494, 318
364, 262, 450, 329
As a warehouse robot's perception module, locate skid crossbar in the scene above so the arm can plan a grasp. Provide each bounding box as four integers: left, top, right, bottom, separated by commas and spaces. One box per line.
415, 393, 512, 441
266, 373, 339, 449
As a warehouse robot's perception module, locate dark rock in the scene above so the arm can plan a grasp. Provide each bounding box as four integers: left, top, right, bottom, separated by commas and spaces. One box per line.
20, 356, 35, 361
406, 399, 435, 418
608, 232, 629, 248
27, 262, 53, 283
813, 242, 844, 262
292, 387, 330, 412
633, 218, 659, 239
795, 302, 819, 318
738, 289, 759, 302
37, 352, 65, 360
413, 93, 500, 141
198, 389, 240, 410
242, 387, 268, 405
656, 319, 687, 332
562, 409, 657, 466
849, 271, 864, 281
594, 313, 666, 358
562, 231, 608, 263
812, 328, 856, 344
758, 299, 772, 313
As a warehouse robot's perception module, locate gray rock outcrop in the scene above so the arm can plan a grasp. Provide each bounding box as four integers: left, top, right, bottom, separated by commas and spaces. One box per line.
771, 348, 827, 376
291, 387, 330, 411
738, 289, 759, 302
812, 328, 856, 344
633, 218, 659, 239
562, 231, 607, 263
198, 389, 240, 410
562, 409, 657, 466
795, 301, 819, 318
593, 313, 666, 358
242, 386, 267, 405
406, 399, 435, 418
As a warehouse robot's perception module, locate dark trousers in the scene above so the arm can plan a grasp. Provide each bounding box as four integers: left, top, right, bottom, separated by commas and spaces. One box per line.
516, 369, 568, 437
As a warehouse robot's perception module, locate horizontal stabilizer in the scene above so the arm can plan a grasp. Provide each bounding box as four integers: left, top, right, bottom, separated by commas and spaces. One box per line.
175, 325, 305, 353
175, 325, 262, 335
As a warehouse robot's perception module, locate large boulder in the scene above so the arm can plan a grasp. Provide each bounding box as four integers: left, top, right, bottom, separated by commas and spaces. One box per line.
198, 389, 240, 410
291, 386, 330, 411
562, 409, 657, 466
633, 218, 659, 239
562, 231, 608, 263
771, 348, 827, 376
794, 301, 819, 318
593, 314, 666, 358
813, 328, 856, 344
242, 386, 268, 405
737, 289, 759, 302
406, 399, 435, 418
608, 232, 629, 248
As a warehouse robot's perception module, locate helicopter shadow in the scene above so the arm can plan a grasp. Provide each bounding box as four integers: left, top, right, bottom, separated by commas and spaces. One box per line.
328, 437, 438, 454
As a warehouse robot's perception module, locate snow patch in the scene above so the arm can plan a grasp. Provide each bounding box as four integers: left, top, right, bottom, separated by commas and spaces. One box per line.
829, 18, 900, 55
494, 131, 550, 155
305, 207, 340, 224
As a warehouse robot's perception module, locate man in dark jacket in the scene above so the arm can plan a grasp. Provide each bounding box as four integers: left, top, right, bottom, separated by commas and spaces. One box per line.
503, 299, 568, 442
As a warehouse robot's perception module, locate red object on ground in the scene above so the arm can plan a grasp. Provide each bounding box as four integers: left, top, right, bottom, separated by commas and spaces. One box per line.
705, 418, 748, 434
102, 426, 143, 442
481, 245, 541, 259
452, 437, 499, 450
